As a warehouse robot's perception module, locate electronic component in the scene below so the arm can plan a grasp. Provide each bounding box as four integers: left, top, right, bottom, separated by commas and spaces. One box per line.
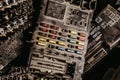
29, 0, 92, 79
95, 5, 120, 49
84, 5, 120, 73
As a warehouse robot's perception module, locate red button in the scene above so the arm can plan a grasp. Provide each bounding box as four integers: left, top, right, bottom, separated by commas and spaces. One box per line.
50, 25, 59, 30
77, 37, 86, 41
40, 23, 49, 28
75, 46, 84, 50
48, 34, 57, 39
39, 27, 48, 32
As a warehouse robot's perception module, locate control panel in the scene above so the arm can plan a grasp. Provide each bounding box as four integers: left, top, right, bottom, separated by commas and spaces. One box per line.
29, 0, 92, 79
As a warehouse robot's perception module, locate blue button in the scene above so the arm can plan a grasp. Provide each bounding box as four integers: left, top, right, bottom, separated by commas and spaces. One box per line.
66, 48, 74, 53
56, 46, 65, 51
58, 37, 66, 41
75, 50, 83, 54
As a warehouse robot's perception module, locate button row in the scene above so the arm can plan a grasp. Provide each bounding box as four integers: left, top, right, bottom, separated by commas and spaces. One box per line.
48, 44, 83, 54
37, 38, 84, 50
40, 22, 86, 37
37, 37, 85, 46
38, 32, 86, 42
40, 22, 59, 30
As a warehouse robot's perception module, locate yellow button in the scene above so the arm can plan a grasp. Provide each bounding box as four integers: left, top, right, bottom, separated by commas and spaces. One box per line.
70, 31, 77, 35
58, 41, 65, 46
39, 37, 46, 42
49, 40, 56, 44
38, 42, 46, 46
77, 41, 85, 45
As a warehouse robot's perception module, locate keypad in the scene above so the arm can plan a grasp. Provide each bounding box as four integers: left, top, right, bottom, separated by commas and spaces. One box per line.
35, 22, 87, 56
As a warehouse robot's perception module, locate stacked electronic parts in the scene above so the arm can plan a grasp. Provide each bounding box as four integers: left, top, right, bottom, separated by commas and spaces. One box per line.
1, 0, 120, 80
0, 0, 33, 70
29, 0, 93, 80
84, 4, 120, 73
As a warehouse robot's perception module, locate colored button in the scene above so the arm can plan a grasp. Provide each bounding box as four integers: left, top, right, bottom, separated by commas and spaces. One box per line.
68, 44, 74, 48
39, 37, 46, 42
50, 25, 59, 30
70, 31, 77, 35
48, 34, 56, 39
38, 42, 46, 46
75, 50, 83, 54
49, 30, 58, 35
56, 46, 65, 51
77, 41, 85, 45
40, 22, 49, 28
75, 46, 84, 50
69, 35, 77, 39
39, 27, 48, 32
57, 41, 65, 46
78, 33, 86, 37
58, 37, 66, 42
68, 39, 76, 44
77, 37, 86, 41
48, 40, 56, 44
48, 44, 55, 48
38, 32, 47, 37
59, 32, 68, 37
66, 48, 74, 53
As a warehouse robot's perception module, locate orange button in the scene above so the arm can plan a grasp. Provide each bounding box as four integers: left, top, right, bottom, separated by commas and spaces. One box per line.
78, 33, 86, 37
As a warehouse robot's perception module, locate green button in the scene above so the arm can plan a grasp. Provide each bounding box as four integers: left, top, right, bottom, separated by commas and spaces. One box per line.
69, 35, 77, 39
69, 39, 76, 44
